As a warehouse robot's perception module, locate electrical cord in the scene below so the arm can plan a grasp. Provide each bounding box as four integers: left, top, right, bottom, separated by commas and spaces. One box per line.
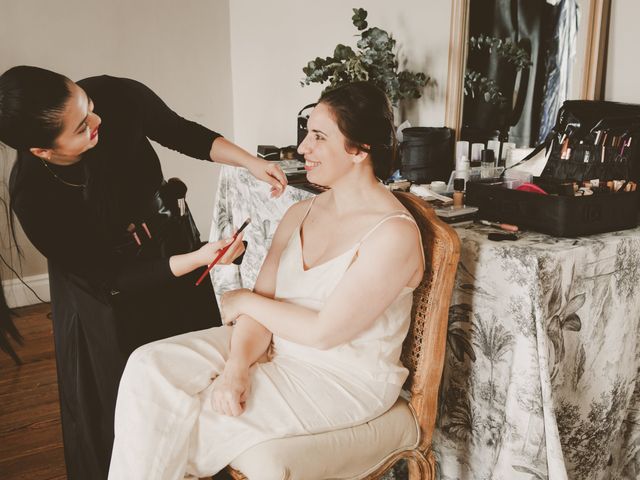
0, 252, 49, 304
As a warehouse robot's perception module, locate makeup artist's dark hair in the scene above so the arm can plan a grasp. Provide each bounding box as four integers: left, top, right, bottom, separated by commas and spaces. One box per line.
0, 66, 72, 150
319, 81, 397, 180
0, 66, 71, 364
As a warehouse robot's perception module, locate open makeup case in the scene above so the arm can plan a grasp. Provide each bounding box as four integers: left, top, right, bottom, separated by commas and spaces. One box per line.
466, 100, 640, 237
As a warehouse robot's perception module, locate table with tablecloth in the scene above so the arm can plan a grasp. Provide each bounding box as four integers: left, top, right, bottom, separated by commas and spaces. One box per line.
209, 164, 640, 480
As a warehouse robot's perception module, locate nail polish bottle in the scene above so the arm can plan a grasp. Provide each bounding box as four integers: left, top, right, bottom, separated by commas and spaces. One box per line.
453, 178, 465, 208
481, 149, 496, 179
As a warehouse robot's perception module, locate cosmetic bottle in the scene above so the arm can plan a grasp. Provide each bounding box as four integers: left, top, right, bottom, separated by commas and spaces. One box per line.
501, 142, 516, 167
470, 143, 484, 169
456, 154, 470, 172
481, 149, 496, 178
487, 140, 501, 164
455, 140, 470, 166
453, 178, 465, 208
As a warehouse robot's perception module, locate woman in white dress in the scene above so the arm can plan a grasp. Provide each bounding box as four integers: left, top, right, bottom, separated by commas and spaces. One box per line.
108, 81, 425, 479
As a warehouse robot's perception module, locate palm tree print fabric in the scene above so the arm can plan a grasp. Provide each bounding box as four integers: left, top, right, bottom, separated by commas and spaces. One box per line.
434, 225, 640, 480
211, 166, 640, 479
210, 164, 314, 304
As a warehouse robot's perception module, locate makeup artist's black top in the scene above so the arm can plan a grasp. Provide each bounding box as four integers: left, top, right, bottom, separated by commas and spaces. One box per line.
9, 75, 223, 480
11, 75, 221, 294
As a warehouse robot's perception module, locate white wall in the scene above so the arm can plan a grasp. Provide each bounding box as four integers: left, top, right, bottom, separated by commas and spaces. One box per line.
4, 0, 633, 285
0, 0, 233, 282
228, 0, 453, 152
605, 0, 640, 103
0, 0, 456, 291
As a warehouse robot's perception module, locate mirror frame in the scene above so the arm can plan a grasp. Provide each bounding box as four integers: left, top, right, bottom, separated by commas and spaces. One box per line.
444, 0, 612, 141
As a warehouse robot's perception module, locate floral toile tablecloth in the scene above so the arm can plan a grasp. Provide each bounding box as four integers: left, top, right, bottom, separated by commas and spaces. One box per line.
434, 224, 640, 480
210, 165, 640, 480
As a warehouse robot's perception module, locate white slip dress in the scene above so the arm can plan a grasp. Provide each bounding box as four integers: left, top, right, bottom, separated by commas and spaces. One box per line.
108, 199, 422, 479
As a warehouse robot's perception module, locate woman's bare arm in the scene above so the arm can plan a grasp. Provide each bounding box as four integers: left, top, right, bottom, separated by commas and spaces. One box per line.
212, 201, 311, 415
226, 218, 423, 350
223, 201, 309, 361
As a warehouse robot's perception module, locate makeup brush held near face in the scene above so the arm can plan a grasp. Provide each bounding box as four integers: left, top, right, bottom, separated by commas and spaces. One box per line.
195, 218, 251, 286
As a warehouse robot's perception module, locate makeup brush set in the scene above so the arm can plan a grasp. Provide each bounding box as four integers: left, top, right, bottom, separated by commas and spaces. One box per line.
465, 100, 640, 237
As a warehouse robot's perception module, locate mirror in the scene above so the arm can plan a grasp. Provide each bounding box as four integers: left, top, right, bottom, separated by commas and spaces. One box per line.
445, 0, 611, 154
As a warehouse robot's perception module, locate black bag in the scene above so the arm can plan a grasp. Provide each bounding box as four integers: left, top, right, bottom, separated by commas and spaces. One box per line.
111, 177, 247, 267
466, 100, 640, 237
400, 127, 454, 183
111, 178, 203, 261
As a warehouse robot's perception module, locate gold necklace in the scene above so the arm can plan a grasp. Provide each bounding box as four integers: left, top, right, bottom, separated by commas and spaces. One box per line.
40, 158, 86, 188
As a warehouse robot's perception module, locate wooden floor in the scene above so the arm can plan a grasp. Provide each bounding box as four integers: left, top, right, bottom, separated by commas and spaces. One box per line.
0, 303, 231, 480
0, 303, 66, 480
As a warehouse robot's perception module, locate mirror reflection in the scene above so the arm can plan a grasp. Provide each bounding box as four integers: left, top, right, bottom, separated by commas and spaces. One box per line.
460, 0, 582, 159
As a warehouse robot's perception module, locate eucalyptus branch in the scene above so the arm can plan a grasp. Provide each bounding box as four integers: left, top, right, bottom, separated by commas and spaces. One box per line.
468, 35, 533, 70
464, 70, 506, 105
464, 34, 532, 105
301, 7, 428, 106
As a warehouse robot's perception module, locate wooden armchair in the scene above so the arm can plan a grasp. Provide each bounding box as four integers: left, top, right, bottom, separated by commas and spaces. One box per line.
227, 192, 461, 480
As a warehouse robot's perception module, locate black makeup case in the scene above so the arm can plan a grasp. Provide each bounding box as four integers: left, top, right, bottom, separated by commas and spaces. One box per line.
466, 100, 640, 237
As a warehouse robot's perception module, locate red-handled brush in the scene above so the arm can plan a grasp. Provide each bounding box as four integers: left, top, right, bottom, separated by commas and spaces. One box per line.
195, 218, 251, 286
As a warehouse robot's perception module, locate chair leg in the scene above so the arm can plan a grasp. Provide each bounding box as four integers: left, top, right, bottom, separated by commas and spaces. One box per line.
406, 450, 436, 480
408, 460, 422, 479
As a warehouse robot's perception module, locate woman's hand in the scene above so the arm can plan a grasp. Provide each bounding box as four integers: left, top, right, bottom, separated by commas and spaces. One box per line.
196, 232, 245, 267
246, 158, 287, 198
169, 233, 245, 277
211, 360, 251, 416
220, 288, 251, 325
208, 137, 287, 197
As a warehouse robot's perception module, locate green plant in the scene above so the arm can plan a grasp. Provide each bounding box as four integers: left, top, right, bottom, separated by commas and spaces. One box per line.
464, 35, 532, 104
301, 8, 428, 107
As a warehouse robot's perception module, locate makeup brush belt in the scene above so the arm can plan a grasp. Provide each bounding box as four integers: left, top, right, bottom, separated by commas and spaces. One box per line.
111, 179, 203, 261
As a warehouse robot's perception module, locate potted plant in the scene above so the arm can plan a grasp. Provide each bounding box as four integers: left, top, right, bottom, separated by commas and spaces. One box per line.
300, 8, 429, 109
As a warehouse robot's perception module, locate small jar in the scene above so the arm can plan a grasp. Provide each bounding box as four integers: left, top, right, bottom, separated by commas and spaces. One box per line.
453, 178, 465, 207
430, 181, 447, 193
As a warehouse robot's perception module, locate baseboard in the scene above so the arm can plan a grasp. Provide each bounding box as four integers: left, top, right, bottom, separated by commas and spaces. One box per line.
2, 273, 50, 308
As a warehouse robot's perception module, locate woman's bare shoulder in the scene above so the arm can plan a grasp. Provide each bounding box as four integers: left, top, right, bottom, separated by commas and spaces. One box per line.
376, 189, 413, 217
277, 196, 315, 231
286, 196, 314, 218
363, 191, 421, 248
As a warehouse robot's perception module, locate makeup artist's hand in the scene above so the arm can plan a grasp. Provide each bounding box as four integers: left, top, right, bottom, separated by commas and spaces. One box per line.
196, 232, 246, 267
211, 359, 251, 416
246, 157, 287, 198
220, 288, 251, 325
169, 233, 245, 278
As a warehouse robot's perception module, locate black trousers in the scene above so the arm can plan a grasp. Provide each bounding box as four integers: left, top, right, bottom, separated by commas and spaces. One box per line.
49, 263, 221, 479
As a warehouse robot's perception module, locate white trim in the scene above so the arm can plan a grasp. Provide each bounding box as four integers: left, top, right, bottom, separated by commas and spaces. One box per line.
2, 273, 50, 308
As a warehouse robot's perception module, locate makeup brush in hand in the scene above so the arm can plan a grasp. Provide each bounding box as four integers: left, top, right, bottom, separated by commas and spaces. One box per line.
195, 218, 251, 286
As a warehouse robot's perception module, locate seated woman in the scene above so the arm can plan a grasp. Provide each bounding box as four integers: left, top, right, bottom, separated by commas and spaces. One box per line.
108, 81, 425, 479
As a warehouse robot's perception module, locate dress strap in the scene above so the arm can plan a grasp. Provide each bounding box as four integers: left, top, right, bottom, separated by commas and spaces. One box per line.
298, 196, 317, 229
357, 212, 425, 269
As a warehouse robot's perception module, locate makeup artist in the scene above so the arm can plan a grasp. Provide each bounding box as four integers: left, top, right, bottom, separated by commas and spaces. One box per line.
0, 65, 286, 480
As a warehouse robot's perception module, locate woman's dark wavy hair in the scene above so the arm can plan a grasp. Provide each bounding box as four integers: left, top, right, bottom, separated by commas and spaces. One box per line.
318, 81, 398, 180
0, 65, 71, 150
0, 66, 71, 364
